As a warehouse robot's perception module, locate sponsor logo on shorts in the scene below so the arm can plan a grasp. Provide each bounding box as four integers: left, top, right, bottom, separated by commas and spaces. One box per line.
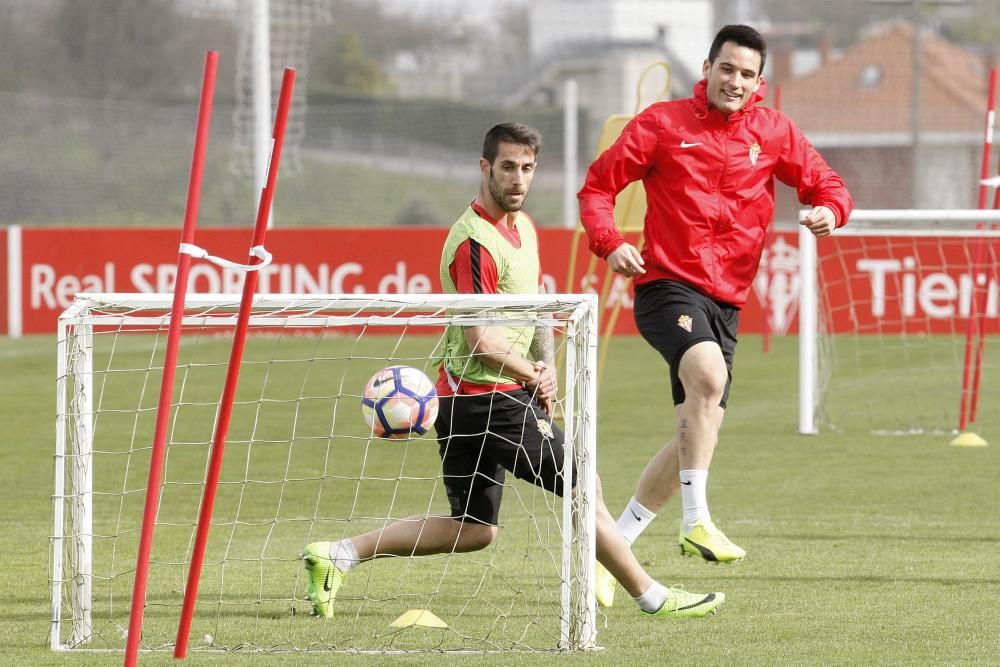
536, 418, 554, 439
677, 314, 693, 332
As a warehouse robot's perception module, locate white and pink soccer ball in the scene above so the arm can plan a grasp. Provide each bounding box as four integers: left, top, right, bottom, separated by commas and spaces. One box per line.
361, 366, 439, 439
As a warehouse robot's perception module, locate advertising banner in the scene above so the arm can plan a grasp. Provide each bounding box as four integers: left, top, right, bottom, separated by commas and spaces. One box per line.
2, 227, 995, 336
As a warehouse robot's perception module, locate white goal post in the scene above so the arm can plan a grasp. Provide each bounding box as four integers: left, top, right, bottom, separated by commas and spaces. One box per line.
799, 209, 1000, 436
51, 292, 599, 654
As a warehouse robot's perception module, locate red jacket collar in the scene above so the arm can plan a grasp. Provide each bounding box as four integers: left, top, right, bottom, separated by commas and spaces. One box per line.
692, 78, 768, 123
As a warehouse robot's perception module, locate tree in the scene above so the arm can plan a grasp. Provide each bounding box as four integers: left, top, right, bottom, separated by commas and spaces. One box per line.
311, 31, 391, 96
308, 0, 468, 98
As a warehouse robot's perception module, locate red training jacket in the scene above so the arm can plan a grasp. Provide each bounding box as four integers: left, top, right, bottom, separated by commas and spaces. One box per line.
578, 79, 854, 308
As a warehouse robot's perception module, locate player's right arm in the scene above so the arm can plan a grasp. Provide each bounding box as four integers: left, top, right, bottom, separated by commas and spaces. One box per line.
606, 243, 646, 278
577, 110, 661, 268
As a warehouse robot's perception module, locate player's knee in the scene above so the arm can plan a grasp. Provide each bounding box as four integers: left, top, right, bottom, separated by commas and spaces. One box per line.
457, 523, 498, 551
684, 371, 727, 407
679, 350, 727, 405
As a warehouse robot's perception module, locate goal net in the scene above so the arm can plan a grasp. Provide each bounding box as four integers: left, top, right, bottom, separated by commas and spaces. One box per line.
799, 210, 1000, 436
184, 0, 333, 178
51, 292, 599, 654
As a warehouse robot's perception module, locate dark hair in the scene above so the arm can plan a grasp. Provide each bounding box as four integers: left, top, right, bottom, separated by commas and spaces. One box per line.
708, 24, 767, 74
482, 123, 541, 163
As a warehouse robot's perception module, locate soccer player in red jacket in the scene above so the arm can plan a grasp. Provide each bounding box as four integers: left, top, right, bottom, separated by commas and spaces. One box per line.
578, 24, 853, 605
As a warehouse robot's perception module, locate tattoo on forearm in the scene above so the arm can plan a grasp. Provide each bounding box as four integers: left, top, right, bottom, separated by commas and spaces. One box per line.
530, 325, 555, 366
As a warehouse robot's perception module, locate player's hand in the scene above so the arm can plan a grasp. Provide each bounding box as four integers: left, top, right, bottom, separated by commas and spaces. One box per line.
801, 205, 836, 237
606, 243, 646, 278
526, 363, 557, 415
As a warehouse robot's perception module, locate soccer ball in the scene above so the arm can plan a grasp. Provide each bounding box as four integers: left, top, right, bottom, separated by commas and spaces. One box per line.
361, 366, 439, 439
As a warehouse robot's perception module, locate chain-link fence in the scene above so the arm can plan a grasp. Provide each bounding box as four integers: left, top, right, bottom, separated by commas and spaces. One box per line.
2, 0, 999, 230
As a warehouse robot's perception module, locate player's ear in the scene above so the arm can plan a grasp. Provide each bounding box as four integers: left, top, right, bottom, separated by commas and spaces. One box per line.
702, 58, 711, 79
480, 157, 491, 177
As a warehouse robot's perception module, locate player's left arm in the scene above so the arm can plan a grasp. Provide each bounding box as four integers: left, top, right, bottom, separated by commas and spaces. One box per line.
773, 116, 854, 236
462, 326, 535, 380
463, 325, 555, 404
800, 204, 836, 237
452, 240, 555, 406
463, 296, 557, 412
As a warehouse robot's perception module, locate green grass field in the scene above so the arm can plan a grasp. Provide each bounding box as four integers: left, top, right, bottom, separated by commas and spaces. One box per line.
3, 332, 999, 665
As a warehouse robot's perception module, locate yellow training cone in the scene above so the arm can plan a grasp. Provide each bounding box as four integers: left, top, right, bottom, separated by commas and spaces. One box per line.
949, 432, 988, 447
390, 609, 448, 629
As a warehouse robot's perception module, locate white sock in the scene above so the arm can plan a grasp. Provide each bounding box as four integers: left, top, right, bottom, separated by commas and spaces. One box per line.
680, 469, 710, 530
327, 539, 360, 573
617, 496, 657, 545
633, 581, 669, 614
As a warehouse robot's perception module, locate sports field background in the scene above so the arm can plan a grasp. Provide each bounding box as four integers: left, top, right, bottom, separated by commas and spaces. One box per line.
4, 332, 998, 665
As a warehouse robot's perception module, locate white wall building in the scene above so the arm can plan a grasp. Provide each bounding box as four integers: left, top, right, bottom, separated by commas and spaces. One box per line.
529, 0, 714, 89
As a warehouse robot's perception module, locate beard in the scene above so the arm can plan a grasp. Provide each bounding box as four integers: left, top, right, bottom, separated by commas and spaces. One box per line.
488, 169, 524, 212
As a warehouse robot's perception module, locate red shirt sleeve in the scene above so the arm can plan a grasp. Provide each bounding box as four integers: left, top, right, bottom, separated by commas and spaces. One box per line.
774, 115, 854, 227
450, 238, 500, 294
577, 108, 663, 258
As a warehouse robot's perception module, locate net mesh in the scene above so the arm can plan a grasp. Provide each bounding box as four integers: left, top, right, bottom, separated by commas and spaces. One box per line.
230, 0, 333, 177
814, 218, 999, 435
52, 294, 597, 653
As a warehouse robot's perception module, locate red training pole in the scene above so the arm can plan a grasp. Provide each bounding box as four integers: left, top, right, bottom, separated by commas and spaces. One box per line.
173, 67, 297, 660
967, 68, 1000, 425
124, 51, 218, 667
958, 67, 996, 430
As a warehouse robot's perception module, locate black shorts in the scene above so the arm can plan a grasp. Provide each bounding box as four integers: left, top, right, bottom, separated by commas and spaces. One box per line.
435, 390, 571, 526
633, 280, 739, 408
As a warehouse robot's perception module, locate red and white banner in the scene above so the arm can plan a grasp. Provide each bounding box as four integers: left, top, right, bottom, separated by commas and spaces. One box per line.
1, 227, 995, 335
806, 235, 998, 334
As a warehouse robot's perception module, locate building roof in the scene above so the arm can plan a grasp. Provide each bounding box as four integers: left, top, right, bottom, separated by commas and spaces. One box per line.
774, 22, 988, 137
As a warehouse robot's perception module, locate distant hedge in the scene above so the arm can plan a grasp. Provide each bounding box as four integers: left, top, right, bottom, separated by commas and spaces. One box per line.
305, 94, 590, 161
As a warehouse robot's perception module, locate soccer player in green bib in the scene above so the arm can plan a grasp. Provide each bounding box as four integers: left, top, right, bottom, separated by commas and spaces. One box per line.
302, 123, 724, 620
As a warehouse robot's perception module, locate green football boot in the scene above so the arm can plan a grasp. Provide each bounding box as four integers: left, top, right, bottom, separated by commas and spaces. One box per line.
595, 561, 617, 608
644, 587, 725, 618
301, 541, 346, 618
679, 520, 746, 563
